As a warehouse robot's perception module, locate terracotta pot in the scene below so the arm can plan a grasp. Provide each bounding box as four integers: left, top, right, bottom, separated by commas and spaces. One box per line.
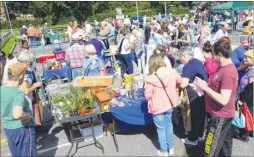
78, 111, 87, 116
87, 108, 94, 113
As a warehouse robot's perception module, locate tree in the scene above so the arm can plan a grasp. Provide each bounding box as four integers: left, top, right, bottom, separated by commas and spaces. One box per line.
6, 1, 32, 14
51, 2, 72, 25
68, 1, 92, 25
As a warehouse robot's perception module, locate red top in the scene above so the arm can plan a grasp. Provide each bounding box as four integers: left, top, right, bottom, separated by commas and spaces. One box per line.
204, 57, 219, 77
205, 63, 238, 118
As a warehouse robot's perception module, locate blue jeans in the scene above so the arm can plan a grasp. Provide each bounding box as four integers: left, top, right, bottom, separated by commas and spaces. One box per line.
5, 126, 37, 157
153, 109, 174, 153
71, 67, 84, 80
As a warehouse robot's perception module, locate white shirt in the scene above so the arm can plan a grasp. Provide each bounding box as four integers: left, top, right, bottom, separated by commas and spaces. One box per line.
118, 37, 131, 55
85, 24, 91, 33
193, 47, 205, 63
67, 26, 72, 35
212, 29, 228, 42
124, 18, 131, 25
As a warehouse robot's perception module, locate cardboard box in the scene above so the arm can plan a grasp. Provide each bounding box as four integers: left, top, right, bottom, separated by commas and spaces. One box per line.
76, 76, 113, 87
78, 119, 104, 141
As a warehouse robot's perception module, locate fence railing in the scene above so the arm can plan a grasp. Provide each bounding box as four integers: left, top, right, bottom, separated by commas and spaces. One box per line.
0, 32, 12, 49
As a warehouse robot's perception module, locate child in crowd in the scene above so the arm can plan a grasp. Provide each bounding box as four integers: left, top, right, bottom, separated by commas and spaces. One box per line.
202, 41, 219, 77
144, 53, 181, 156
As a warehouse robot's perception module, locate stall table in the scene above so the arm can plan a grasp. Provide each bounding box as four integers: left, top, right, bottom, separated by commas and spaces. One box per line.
55, 109, 104, 157
102, 88, 153, 152
43, 65, 72, 82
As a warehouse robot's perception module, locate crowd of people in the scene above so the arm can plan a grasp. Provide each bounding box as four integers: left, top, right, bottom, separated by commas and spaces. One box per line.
0, 12, 253, 157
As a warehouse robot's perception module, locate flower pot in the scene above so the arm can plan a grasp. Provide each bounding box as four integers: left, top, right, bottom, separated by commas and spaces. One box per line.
78, 111, 87, 116
87, 108, 94, 113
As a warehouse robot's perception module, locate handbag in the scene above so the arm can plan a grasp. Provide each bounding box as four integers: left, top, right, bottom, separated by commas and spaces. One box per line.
178, 88, 191, 131
232, 102, 246, 128
241, 103, 253, 131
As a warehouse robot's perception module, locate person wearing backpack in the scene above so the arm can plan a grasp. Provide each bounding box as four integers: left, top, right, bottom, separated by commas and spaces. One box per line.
144, 53, 181, 156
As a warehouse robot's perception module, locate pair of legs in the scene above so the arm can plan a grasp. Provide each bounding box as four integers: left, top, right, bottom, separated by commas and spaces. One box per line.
187, 96, 206, 142
204, 114, 233, 157
136, 51, 145, 74
153, 109, 174, 153
5, 126, 37, 157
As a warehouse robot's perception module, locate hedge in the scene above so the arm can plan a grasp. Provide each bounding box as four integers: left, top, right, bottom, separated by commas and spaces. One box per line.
0, 19, 46, 30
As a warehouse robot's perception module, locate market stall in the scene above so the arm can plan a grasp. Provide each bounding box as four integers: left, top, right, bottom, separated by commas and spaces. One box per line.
34, 49, 151, 155
211, 1, 253, 32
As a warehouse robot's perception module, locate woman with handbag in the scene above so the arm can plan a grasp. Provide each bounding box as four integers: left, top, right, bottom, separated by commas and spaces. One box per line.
144, 53, 181, 156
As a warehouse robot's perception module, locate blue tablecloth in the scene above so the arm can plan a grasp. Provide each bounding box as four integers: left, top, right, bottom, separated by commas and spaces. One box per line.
110, 98, 153, 126
43, 65, 72, 82
109, 89, 153, 127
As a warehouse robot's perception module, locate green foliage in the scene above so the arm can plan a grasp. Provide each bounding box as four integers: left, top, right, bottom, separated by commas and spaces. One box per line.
0, 19, 44, 30
5, 1, 199, 28
2, 36, 15, 57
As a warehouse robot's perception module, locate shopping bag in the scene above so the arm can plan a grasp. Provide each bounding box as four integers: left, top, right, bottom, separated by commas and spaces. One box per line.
33, 104, 42, 126
241, 103, 253, 131
232, 103, 245, 128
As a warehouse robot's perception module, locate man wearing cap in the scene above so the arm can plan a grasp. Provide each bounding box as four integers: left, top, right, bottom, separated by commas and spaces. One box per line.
65, 32, 86, 80
20, 25, 27, 36
0, 63, 36, 157
212, 23, 230, 42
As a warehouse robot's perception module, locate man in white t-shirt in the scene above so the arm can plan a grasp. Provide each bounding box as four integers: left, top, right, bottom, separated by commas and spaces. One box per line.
124, 15, 131, 34
212, 23, 230, 42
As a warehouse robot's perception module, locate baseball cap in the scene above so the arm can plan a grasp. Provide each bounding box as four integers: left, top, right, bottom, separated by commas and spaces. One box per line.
72, 31, 83, 40
8, 63, 27, 77
245, 49, 254, 60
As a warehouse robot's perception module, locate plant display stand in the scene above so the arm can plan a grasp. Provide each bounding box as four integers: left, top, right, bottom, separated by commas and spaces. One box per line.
55, 108, 105, 157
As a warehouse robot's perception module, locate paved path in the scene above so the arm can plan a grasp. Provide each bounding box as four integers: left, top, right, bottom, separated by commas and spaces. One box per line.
1, 31, 253, 157
0, 32, 9, 38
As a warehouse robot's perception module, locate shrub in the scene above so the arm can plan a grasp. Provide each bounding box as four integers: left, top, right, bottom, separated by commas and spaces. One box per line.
0, 19, 45, 29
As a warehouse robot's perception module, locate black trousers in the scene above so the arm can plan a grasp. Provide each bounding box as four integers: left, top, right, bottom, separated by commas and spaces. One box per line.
204, 114, 233, 157
188, 96, 206, 141
233, 22, 237, 31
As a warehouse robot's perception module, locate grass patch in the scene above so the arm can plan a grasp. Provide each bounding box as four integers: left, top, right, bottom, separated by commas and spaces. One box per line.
2, 36, 16, 57
1, 23, 68, 33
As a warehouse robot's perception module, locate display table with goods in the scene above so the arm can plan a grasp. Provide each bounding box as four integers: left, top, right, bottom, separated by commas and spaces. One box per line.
97, 74, 150, 152
48, 85, 105, 156
42, 59, 72, 82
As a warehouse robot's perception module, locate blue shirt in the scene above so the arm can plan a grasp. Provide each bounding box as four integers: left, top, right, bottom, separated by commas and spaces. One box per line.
232, 46, 246, 68
83, 57, 104, 76
182, 58, 208, 102
231, 46, 246, 80
108, 28, 116, 37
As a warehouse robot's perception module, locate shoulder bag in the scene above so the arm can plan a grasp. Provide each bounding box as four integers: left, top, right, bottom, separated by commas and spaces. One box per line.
154, 72, 182, 125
